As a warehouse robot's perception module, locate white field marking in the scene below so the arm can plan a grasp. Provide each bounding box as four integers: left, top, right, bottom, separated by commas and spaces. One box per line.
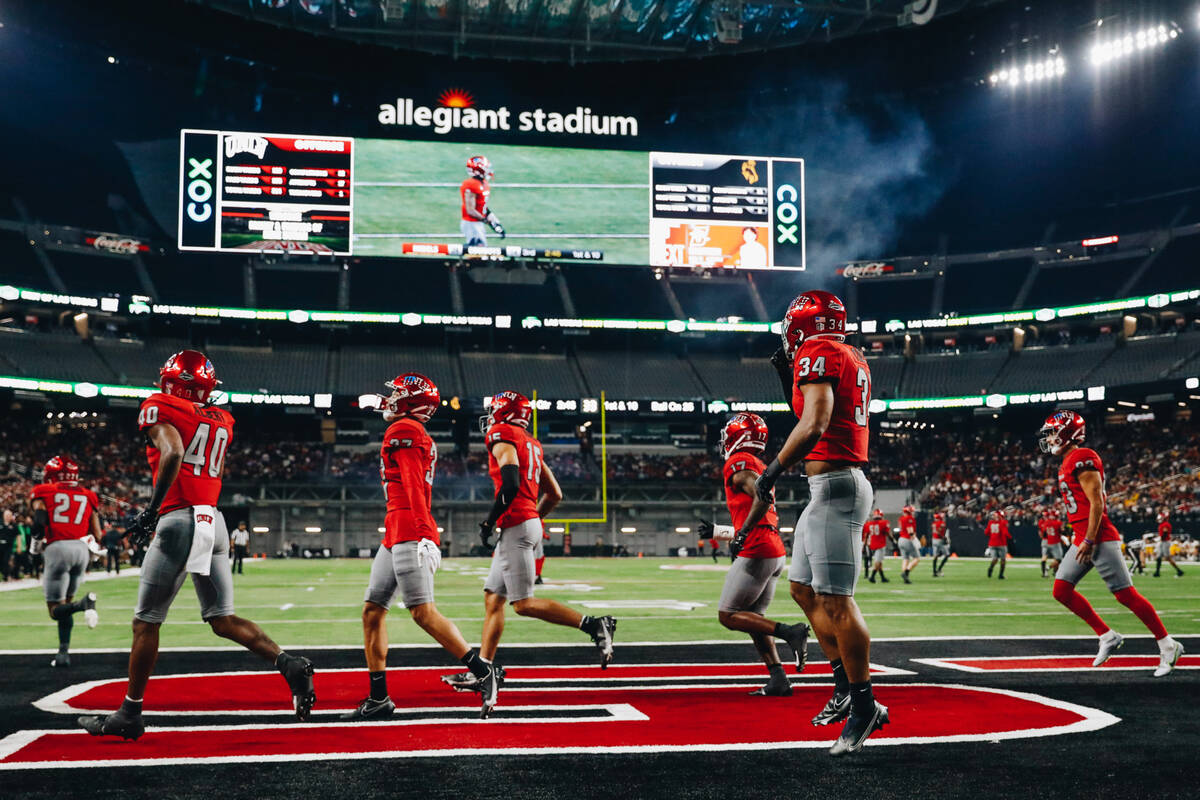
0, 568, 142, 592
34, 662, 914, 715
279, 603, 295, 611
659, 564, 730, 572
3, 634, 1196, 656
353, 182, 646, 189
579, 600, 707, 611
910, 655, 1199, 674
305, 587, 315, 592
0, 684, 1119, 770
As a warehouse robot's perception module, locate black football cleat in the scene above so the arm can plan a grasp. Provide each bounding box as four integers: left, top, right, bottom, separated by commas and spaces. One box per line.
478, 665, 499, 719
441, 665, 507, 692
811, 692, 851, 726
590, 616, 617, 669
879, 575, 889, 583
534, 575, 544, 585
50, 652, 71, 668
829, 701, 889, 757
749, 675, 793, 696
281, 655, 316, 722
780, 622, 810, 673
79, 710, 145, 741
339, 696, 395, 721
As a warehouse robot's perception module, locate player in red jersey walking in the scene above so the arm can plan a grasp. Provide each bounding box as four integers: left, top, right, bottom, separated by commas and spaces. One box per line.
447, 391, 615, 717
79, 351, 316, 740
696, 413, 810, 696
343, 373, 497, 721
1154, 510, 1184, 578
1039, 411, 1183, 676
896, 504, 920, 583
29, 456, 100, 667
460, 155, 505, 246
863, 509, 892, 584
984, 510, 1012, 579
1037, 507, 1066, 578
930, 511, 951, 577
741, 291, 885, 757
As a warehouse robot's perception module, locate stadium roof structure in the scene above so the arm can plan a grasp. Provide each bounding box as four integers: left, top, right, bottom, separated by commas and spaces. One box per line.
194, 0, 1002, 62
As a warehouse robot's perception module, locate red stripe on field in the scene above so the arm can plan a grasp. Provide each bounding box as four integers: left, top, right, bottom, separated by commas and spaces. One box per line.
940, 655, 1199, 671
4, 685, 1093, 765
57, 663, 888, 713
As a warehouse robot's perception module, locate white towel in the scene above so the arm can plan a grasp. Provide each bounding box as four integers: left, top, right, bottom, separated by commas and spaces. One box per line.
186, 505, 218, 576
712, 524, 735, 541
416, 537, 442, 577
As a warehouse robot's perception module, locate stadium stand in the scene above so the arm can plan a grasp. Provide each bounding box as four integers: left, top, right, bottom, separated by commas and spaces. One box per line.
1084, 332, 1200, 387
335, 345, 461, 397
92, 335, 192, 386
866, 355, 906, 399
901, 349, 1010, 397
689, 354, 782, 401
575, 349, 706, 398
988, 340, 1113, 394
0, 328, 114, 383
460, 350, 582, 399
205, 343, 331, 394
670, 279, 760, 321
1024, 256, 1143, 308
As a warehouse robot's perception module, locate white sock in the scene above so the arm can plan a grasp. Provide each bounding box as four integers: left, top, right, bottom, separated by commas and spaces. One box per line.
1100, 630, 1120, 643
1157, 636, 1176, 653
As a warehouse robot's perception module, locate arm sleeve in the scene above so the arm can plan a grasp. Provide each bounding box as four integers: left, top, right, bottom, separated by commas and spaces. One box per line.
32, 507, 48, 539
484, 464, 522, 527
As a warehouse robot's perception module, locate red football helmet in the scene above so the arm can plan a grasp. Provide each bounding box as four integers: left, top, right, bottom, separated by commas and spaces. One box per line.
480, 390, 533, 433
780, 290, 847, 359
1157, 510, 1170, 523
873, 508, 884, 519
43, 455, 79, 483
902, 505, 915, 515
992, 508, 1007, 520
159, 350, 219, 403
466, 155, 494, 180
933, 512, 945, 521
719, 413, 769, 458
1038, 410, 1085, 455
381, 373, 440, 423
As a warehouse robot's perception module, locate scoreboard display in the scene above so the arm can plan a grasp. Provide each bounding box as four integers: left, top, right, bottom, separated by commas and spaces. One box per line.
178, 129, 353, 255
648, 152, 805, 271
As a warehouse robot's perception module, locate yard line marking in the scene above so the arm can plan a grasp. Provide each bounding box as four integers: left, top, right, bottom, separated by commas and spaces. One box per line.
279, 603, 294, 611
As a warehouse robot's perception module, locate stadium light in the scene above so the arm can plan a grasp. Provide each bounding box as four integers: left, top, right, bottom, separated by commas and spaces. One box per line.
252, 526, 269, 533
304, 526, 321, 533
620, 526, 637, 533
990, 56, 1065, 87
1090, 24, 1180, 67
675, 527, 691, 533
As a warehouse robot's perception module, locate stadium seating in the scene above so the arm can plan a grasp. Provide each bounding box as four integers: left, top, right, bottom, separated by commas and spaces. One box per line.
866, 355, 906, 399
989, 341, 1112, 394
689, 354, 781, 401
0, 328, 114, 383
1084, 332, 1200, 387
93, 335, 192, 386
901, 349, 1010, 398
206, 343, 331, 394
460, 350, 581, 399
335, 345, 461, 397
575, 349, 706, 398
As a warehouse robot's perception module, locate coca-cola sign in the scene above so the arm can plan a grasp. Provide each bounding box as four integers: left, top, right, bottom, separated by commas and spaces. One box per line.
837, 262, 894, 278
86, 234, 148, 255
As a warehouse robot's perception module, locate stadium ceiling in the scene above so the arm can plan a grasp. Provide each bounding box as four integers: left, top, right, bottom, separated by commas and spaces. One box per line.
192, 0, 1004, 62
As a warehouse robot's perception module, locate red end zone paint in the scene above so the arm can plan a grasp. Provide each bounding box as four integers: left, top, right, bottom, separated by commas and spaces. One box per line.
913, 655, 1199, 673
2, 667, 1118, 769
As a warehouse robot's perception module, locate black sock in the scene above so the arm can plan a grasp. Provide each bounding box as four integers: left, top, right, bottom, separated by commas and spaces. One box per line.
57, 615, 73, 649
50, 603, 77, 620
849, 680, 875, 717
461, 650, 490, 679
999, 562, 1006, 578
773, 622, 796, 639
830, 659, 850, 696
579, 615, 600, 635
369, 670, 388, 701
767, 662, 786, 681
274, 651, 292, 672
119, 696, 143, 716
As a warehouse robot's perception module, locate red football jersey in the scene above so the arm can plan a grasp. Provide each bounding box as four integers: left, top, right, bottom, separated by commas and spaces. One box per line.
138, 392, 234, 514
865, 519, 890, 550
1057, 447, 1121, 546
985, 518, 1011, 548
1158, 520, 1172, 541
1038, 517, 1064, 546
460, 177, 489, 221
485, 422, 542, 529
791, 338, 870, 464
379, 417, 439, 547
722, 452, 785, 560
931, 518, 947, 540
898, 513, 917, 539
29, 481, 99, 544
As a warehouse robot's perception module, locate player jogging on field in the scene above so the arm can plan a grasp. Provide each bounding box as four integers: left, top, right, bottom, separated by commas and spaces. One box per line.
1038, 507, 1065, 578
30, 456, 100, 668
343, 373, 497, 721
985, 510, 1012, 579
742, 290, 885, 757
695, 413, 810, 696
1039, 410, 1184, 677
460, 155, 505, 247
79, 350, 316, 740
864, 509, 892, 584
896, 505, 919, 583
930, 511, 951, 577
1154, 510, 1184, 578
441, 391, 615, 717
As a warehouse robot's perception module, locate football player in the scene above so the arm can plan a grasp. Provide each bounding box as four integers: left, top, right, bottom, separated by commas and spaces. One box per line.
1039, 411, 1184, 676
744, 291, 886, 757
79, 351, 316, 741
460, 155, 505, 247
447, 391, 615, 717
1154, 510, 1184, 578
864, 509, 892, 584
985, 510, 1011, 579
1038, 507, 1065, 578
29, 456, 100, 667
896, 505, 920, 583
696, 413, 810, 696
343, 373, 496, 721
930, 511, 951, 577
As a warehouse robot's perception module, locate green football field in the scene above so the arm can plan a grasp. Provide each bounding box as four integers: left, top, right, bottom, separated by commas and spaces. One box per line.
3, 557, 1196, 651
353, 138, 649, 264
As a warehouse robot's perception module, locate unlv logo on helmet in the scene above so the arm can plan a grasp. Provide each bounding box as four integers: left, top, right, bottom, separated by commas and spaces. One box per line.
481, 390, 533, 433
381, 373, 440, 423
720, 413, 769, 458
1038, 410, 1085, 454
781, 290, 847, 358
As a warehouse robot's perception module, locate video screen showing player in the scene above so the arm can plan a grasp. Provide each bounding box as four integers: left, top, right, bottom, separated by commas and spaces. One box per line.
460, 156, 505, 246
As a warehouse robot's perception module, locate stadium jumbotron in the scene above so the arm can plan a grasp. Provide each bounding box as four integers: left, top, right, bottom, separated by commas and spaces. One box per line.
0, 0, 1197, 795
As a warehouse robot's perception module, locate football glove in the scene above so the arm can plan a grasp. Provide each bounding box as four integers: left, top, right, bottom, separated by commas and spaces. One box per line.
484, 209, 506, 238
755, 459, 784, 503
127, 507, 159, 549
479, 520, 496, 550
697, 519, 714, 540
729, 529, 748, 560
769, 346, 792, 376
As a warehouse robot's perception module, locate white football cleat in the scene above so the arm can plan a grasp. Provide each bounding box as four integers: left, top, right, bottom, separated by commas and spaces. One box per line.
1093, 631, 1124, 666
1154, 640, 1184, 678
82, 592, 99, 629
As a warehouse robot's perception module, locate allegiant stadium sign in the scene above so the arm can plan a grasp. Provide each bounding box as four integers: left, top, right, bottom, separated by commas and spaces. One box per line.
377, 98, 638, 137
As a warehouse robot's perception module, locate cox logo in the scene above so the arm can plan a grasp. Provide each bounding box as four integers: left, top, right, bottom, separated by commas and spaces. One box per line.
186, 157, 214, 223
775, 183, 800, 245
